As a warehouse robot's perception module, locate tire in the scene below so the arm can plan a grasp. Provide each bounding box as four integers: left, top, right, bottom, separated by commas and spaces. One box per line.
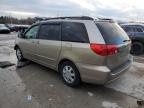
59, 61, 81, 87
130, 42, 144, 55
16, 47, 25, 61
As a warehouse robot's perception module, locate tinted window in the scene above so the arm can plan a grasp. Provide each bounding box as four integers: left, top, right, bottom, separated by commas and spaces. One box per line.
25, 25, 39, 39
133, 27, 143, 32
123, 26, 133, 32
141, 26, 144, 30
96, 23, 129, 44
62, 22, 89, 43
39, 24, 60, 40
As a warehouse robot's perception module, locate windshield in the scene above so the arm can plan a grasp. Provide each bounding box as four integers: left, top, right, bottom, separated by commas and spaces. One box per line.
96, 22, 130, 45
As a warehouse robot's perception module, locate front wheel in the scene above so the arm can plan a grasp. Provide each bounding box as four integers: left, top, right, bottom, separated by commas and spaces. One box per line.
16, 47, 25, 61
130, 42, 144, 55
59, 61, 81, 87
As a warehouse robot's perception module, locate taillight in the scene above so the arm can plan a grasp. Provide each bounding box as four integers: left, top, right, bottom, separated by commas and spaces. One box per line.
90, 44, 118, 56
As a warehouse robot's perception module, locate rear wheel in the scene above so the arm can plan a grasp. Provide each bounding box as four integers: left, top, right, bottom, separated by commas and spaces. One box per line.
16, 47, 25, 61
131, 42, 144, 55
59, 61, 81, 87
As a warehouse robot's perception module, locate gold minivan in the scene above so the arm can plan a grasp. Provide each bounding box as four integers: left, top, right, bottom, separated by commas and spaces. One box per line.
14, 16, 133, 87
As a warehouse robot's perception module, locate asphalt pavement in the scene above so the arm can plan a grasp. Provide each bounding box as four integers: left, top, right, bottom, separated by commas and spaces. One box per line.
0, 33, 144, 108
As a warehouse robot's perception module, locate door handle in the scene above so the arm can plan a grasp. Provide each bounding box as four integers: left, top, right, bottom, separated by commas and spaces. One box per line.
31, 41, 39, 44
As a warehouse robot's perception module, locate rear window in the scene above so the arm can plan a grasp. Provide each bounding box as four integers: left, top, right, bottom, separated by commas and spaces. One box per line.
96, 23, 129, 45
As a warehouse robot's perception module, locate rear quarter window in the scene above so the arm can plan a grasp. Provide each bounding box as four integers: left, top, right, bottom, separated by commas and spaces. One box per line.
96, 23, 129, 45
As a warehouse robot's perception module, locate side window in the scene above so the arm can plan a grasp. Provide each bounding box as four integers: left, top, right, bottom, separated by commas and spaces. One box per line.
134, 27, 143, 32
25, 25, 39, 39
124, 27, 133, 32
62, 22, 89, 43
38, 24, 60, 40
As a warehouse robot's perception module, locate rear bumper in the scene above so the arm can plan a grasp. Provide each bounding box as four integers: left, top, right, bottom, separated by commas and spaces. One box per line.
76, 56, 133, 84
106, 58, 132, 84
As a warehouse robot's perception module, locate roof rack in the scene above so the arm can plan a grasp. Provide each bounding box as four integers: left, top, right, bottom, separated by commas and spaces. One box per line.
44, 16, 94, 20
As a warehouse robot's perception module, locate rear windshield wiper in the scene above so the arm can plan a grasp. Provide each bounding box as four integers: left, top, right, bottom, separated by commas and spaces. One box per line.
123, 40, 131, 42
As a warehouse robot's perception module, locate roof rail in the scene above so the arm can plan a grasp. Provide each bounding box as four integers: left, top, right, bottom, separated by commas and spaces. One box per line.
44, 16, 94, 20
97, 18, 113, 21
95, 17, 115, 23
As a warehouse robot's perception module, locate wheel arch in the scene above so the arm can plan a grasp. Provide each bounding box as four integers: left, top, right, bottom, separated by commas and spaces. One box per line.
132, 39, 144, 45
58, 58, 81, 76
58, 59, 77, 71
58, 58, 82, 87
131, 39, 144, 55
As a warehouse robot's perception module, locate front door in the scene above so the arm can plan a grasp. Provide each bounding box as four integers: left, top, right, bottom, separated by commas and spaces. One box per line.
19, 25, 39, 61
37, 23, 61, 68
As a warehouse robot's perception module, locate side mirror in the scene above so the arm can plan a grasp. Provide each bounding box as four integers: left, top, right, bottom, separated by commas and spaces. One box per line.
21, 33, 25, 38
18, 32, 25, 38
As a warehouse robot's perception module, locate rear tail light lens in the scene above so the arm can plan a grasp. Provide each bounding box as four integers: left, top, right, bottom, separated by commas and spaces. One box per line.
90, 44, 118, 56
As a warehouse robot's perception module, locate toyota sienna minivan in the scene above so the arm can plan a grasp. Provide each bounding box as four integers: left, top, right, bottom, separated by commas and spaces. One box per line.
14, 16, 133, 87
